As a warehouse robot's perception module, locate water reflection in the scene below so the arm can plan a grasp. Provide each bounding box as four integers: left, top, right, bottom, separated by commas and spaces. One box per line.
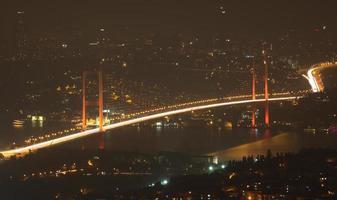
98, 133, 105, 150
0, 120, 72, 149
3, 119, 337, 161
210, 131, 337, 161
155, 126, 163, 134
249, 128, 259, 142
12, 120, 24, 129
65, 126, 337, 162
13, 124, 24, 129
263, 128, 271, 139
32, 120, 44, 128
65, 126, 282, 155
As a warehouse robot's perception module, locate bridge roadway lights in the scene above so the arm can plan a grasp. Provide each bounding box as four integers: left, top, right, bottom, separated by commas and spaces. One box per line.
0, 96, 300, 158
304, 62, 337, 93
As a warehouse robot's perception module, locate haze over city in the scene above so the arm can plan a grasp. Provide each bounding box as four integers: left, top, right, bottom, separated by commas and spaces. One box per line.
0, 1, 337, 199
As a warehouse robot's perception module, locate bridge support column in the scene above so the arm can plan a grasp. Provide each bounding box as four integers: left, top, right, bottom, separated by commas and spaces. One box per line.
251, 68, 256, 128
263, 50, 270, 128
98, 70, 104, 132
82, 71, 87, 129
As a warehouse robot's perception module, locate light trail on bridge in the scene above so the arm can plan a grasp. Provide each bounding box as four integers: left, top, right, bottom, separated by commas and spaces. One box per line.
304, 68, 320, 93
0, 96, 299, 158
303, 62, 337, 93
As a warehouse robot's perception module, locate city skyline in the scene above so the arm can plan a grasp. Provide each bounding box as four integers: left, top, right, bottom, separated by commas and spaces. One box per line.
0, 1, 337, 199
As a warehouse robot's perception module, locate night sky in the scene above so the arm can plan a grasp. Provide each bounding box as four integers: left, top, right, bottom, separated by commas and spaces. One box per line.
1, 0, 337, 40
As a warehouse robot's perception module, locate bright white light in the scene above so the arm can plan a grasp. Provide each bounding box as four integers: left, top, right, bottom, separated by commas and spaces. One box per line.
161, 179, 169, 185
305, 63, 337, 93
305, 68, 320, 93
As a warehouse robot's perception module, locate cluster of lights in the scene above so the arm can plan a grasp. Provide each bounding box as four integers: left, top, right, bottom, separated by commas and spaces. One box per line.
111, 92, 300, 123
111, 98, 219, 122
208, 164, 226, 172
17, 162, 153, 182
24, 127, 80, 145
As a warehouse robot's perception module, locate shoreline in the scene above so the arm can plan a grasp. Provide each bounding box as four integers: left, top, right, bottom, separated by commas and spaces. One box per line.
207, 132, 300, 161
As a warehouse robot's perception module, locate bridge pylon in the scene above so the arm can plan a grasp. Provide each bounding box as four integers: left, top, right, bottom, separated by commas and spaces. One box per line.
98, 70, 104, 132
263, 49, 270, 128
82, 70, 105, 132
82, 71, 87, 129
251, 67, 256, 128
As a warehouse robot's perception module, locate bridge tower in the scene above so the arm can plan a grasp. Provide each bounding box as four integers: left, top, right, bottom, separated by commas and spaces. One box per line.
98, 70, 104, 132
263, 50, 270, 128
82, 70, 105, 131
251, 67, 256, 128
82, 71, 87, 129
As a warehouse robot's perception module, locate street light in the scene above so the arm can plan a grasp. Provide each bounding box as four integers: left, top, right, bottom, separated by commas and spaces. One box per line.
161, 179, 169, 185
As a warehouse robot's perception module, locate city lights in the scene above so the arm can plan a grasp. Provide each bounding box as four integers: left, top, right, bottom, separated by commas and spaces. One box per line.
1, 1, 337, 199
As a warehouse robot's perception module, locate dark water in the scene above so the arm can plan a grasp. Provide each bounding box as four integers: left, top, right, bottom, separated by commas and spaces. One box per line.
60, 125, 337, 161
1, 121, 337, 161
0, 120, 72, 149
62, 126, 274, 154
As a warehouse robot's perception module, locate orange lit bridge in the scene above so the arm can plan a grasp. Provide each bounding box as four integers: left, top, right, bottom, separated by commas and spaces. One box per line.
0, 92, 303, 158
